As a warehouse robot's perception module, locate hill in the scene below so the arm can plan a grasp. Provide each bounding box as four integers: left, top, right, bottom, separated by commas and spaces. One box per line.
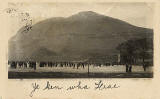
8, 11, 153, 62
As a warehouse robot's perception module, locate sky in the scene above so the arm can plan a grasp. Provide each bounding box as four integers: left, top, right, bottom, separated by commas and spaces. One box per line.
7, 2, 154, 38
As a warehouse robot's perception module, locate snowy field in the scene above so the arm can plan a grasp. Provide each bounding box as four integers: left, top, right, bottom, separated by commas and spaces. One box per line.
8, 65, 153, 73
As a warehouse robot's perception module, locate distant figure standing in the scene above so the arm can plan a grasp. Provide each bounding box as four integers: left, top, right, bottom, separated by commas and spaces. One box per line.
126, 63, 129, 72
129, 65, 132, 72
143, 63, 147, 71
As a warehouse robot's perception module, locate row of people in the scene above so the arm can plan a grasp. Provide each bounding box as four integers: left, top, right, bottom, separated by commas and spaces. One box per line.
8, 61, 36, 70
8, 61, 117, 70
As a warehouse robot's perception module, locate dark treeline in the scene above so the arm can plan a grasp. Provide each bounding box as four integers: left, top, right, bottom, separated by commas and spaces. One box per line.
116, 38, 153, 72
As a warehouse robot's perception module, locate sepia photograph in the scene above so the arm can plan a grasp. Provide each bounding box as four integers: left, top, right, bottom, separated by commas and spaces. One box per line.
7, 2, 154, 78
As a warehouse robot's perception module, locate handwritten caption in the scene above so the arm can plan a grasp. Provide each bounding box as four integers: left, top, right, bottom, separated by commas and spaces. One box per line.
29, 80, 120, 97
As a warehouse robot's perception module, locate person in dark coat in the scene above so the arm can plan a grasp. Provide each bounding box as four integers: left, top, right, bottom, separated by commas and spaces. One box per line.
126, 63, 129, 72
143, 63, 147, 71
129, 65, 132, 72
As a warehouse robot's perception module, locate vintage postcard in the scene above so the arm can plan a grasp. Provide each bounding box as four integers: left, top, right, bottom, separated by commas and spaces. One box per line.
0, 0, 160, 99
7, 2, 154, 78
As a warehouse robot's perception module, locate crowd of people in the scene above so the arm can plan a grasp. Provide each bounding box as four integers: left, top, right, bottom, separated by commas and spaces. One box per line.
8, 61, 149, 72
8, 61, 115, 70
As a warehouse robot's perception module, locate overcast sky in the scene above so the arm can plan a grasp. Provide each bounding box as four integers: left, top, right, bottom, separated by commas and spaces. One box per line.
8, 2, 154, 38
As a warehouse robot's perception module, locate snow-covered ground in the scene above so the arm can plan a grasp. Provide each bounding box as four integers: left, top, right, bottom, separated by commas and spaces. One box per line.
8, 65, 153, 73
